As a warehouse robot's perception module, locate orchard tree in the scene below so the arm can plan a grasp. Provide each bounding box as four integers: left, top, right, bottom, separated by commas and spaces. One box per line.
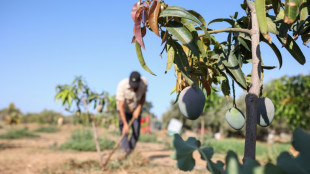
130, 0, 309, 165
101, 93, 118, 127
161, 101, 195, 130
200, 90, 223, 143
264, 73, 310, 130
0, 102, 23, 125
55, 76, 105, 166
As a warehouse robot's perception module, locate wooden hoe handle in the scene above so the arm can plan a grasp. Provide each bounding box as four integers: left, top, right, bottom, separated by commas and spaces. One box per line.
102, 116, 136, 166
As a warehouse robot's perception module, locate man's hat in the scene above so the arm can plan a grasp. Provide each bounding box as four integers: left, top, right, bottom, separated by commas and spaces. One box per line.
129, 71, 141, 88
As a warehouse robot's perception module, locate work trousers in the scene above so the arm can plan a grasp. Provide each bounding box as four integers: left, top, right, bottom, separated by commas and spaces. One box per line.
118, 112, 141, 153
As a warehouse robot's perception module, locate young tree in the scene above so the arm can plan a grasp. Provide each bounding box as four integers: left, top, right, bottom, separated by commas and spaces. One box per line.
130, 0, 309, 163
55, 76, 105, 166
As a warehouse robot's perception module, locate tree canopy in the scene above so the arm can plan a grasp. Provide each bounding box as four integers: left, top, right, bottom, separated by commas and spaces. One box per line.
264, 73, 310, 130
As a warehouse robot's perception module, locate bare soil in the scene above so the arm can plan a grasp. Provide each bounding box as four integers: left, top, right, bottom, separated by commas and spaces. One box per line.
0, 124, 210, 174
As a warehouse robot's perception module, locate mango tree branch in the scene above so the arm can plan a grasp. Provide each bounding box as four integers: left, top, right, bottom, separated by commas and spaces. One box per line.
243, 0, 262, 163
198, 28, 251, 37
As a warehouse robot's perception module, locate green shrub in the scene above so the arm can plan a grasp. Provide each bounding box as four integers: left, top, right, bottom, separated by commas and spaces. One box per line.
61, 129, 115, 151
205, 138, 290, 161
0, 127, 39, 139
205, 138, 245, 156
34, 126, 59, 133
139, 133, 158, 143
109, 130, 120, 135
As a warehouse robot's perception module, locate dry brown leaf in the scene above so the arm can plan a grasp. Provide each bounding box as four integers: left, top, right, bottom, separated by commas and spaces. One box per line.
148, 0, 160, 36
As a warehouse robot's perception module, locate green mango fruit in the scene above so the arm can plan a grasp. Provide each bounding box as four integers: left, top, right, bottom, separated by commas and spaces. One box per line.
225, 107, 245, 130
257, 97, 275, 127
178, 86, 205, 120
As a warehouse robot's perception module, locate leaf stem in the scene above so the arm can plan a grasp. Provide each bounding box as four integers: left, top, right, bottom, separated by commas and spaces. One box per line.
198, 28, 251, 37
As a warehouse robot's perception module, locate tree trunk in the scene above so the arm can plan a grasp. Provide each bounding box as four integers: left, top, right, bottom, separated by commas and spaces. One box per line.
200, 115, 205, 144
82, 97, 103, 165
243, 1, 262, 163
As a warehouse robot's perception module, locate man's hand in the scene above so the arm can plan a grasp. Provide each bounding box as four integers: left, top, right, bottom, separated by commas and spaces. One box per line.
122, 123, 129, 135
118, 100, 129, 135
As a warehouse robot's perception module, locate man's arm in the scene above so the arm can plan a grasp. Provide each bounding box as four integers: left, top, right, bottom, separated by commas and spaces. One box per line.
118, 100, 129, 134
133, 93, 146, 119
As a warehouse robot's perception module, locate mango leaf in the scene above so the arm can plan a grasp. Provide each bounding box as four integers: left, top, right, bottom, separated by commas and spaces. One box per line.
67, 94, 73, 108
241, 0, 248, 10
222, 50, 247, 90
271, 0, 281, 15
267, 16, 279, 35
165, 6, 186, 10
169, 40, 194, 85
187, 10, 207, 26
231, 12, 239, 19
170, 40, 189, 68
206, 18, 234, 28
255, 0, 272, 43
201, 76, 212, 96
170, 86, 176, 95
181, 19, 197, 26
277, 8, 285, 20
299, 0, 309, 21
166, 21, 200, 58
284, 0, 300, 24
220, 73, 231, 97
59, 90, 69, 106
238, 36, 251, 51
172, 134, 200, 171
180, 18, 206, 58
261, 36, 283, 68
165, 43, 175, 73
293, 16, 310, 36
135, 41, 156, 75
142, 6, 149, 25
134, 9, 145, 49
87, 94, 98, 101
160, 8, 202, 25
301, 32, 310, 46
262, 65, 277, 69
277, 34, 306, 65
131, 2, 138, 21
149, 0, 160, 36
161, 30, 169, 45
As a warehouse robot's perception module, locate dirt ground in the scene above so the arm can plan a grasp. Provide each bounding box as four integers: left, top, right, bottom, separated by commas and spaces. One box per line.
0, 124, 210, 174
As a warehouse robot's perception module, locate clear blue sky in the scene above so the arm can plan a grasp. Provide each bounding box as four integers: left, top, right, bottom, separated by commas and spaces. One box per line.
0, 0, 309, 118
